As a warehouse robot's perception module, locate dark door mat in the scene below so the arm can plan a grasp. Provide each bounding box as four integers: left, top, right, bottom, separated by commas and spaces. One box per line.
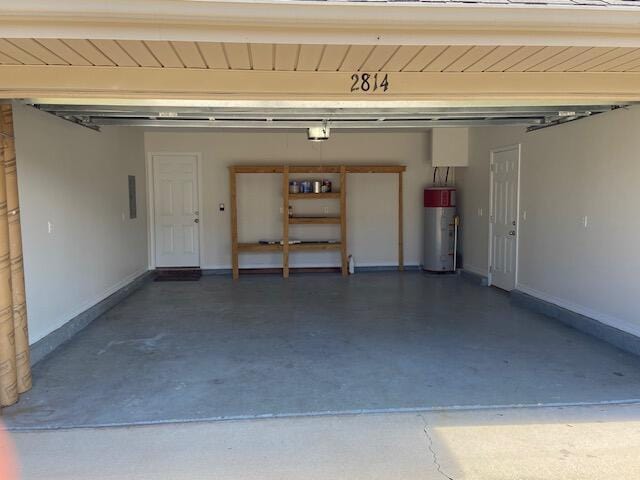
154, 268, 202, 282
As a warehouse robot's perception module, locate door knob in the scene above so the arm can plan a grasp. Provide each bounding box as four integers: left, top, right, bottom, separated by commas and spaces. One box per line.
509, 230, 516, 236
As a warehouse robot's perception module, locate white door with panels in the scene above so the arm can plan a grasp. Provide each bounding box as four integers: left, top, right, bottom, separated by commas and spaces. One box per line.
489, 145, 520, 291
152, 154, 200, 267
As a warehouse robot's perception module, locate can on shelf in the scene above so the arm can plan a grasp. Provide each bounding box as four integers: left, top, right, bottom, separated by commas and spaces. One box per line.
289, 181, 300, 194
301, 180, 312, 193
312, 180, 322, 194
321, 180, 332, 193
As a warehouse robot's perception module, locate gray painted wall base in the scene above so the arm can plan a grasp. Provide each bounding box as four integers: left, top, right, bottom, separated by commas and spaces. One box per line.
461, 269, 489, 286
30, 271, 153, 366
357, 265, 420, 273
511, 290, 640, 357
201, 269, 232, 276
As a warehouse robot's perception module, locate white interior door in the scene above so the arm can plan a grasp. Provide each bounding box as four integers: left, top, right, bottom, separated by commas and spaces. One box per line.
153, 154, 200, 267
489, 145, 520, 291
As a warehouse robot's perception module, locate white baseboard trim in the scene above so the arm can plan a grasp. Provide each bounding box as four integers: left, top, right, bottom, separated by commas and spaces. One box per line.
515, 283, 640, 339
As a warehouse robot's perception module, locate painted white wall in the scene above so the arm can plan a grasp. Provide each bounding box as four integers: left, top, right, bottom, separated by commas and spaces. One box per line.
457, 107, 640, 335
13, 104, 148, 344
144, 130, 435, 269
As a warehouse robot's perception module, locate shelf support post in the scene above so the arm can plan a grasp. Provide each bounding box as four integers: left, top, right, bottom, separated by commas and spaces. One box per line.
340, 165, 348, 276
282, 166, 290, 278
398, 171, 404, 271
230, 166, 239, 279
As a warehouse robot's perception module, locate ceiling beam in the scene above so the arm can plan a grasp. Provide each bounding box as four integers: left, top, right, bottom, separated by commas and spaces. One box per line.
3, 66, 640, 103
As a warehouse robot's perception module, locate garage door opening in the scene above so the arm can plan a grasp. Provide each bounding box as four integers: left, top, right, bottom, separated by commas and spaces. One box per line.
2, 100, 640, 429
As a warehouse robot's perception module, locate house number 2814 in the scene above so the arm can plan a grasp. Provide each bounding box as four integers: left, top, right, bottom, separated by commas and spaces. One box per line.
350, 73, 390, 93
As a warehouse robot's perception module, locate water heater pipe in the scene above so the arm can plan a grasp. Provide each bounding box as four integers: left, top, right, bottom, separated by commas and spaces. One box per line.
453, 215, 460, 272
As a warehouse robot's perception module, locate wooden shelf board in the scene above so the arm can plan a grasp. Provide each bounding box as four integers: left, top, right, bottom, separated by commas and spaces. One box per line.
289, 166, 341, 173
230, 165, 406, 174
238, 241, 341, 252
289, 242, 341, 251
289, 216, 341, 224
237, 243, 282, 252
289, 192, 340, 200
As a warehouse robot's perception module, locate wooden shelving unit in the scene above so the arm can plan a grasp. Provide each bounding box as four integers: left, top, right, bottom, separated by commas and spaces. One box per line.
289, 192, 340, 200
229, 164, 406, 279
288, 216, 341, 225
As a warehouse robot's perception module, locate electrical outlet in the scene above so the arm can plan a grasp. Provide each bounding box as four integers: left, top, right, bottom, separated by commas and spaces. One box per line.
323, 206, 329, 214
279, 206, 284, 214
582, 215, 589, 228
477, 208, 483, 217
522, 210, 527, 221
47, 221, 54, 234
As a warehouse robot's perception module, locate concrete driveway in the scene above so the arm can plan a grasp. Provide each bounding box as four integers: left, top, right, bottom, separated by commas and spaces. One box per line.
9, 402, 640, 480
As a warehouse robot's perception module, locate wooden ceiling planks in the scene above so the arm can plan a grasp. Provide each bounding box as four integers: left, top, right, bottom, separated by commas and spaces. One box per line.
6, 39, 67, 65
90, 40, 138, 67
198, 43, 229, 69
0, 39, 44, 65
250, 44, 274, 71
360, 45, 399, 72
37, 39, 92, 66
444, 46, 495, 72
1, 39, 640, 72
402, 46, 447, 72
423, 46, 472, 72
63, 39, 115, 66
506, 46, 569, 72
296, 45, 325, 71
382, 45, 422, 72
145, 41, 184, 68
274, 44, 299, 71
338, 45, 375, 71
316, 45, 350, 71
224, 43, 251, 70
486, 46, 545, 72
546, 47, 614, 72
172, 42, 207, 69
117, 41, 161, 67
525, 46, 590, 72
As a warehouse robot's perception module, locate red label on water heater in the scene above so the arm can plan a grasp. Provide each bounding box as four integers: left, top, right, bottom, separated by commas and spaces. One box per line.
424, 188, 456, 208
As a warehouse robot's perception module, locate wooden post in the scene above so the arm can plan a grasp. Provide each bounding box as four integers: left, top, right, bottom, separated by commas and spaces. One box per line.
398, 171, 404, 271
282, 166, 289, 278
0, 120, 17, 407
0, 104, 31, 407
340, 166, 348, 276
229, 167, 239, 280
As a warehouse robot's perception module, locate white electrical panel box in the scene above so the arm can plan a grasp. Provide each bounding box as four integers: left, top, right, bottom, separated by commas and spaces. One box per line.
431, 128, 469, 167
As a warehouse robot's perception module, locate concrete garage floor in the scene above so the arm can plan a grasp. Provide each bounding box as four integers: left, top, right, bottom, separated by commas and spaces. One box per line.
4, 272, 640, 429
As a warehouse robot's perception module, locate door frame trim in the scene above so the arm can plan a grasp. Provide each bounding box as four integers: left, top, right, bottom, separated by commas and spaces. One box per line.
487, 143, 521, 289
146, 152, 204, 269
